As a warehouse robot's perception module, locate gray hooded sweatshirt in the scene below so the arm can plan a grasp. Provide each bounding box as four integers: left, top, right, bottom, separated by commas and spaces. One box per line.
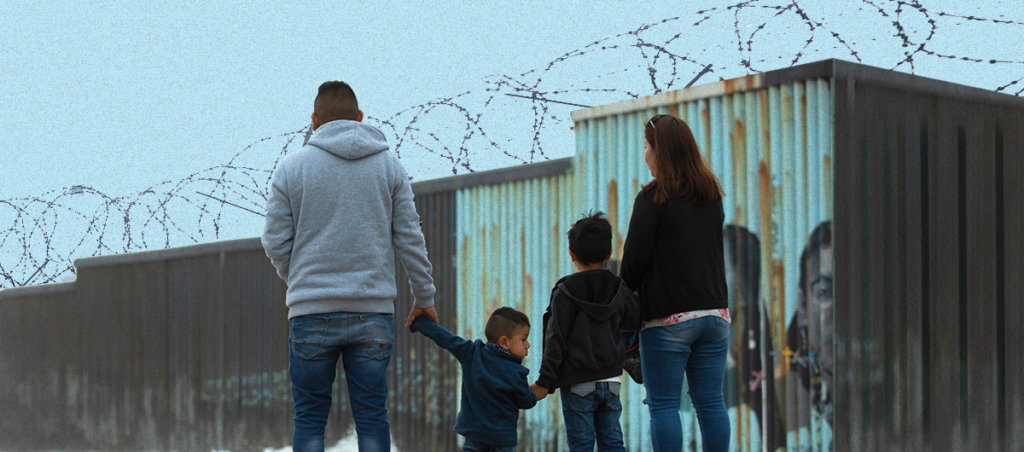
261, 120, 435, 319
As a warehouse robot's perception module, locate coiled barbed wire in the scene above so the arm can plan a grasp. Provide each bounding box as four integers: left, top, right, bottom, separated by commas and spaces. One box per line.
3, 1, 1022, 289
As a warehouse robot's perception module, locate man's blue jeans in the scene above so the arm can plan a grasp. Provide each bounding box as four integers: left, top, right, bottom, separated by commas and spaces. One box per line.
640, 315, 731, 452
289, 312, 394, 452
560, 381, 625, 451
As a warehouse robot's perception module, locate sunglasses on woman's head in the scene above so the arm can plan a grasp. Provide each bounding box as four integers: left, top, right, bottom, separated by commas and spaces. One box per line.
648, 114, 666, 129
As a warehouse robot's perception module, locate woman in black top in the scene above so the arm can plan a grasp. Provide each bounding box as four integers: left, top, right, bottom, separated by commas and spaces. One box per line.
619, 114, 730, 452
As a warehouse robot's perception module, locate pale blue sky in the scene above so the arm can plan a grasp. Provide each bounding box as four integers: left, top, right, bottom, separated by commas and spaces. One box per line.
2, 0, 1022, 286
2, 1, 692, 197
3, 1, 1020, 197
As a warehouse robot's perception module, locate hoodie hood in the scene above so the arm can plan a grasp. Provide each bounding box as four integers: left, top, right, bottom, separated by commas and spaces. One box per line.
555, 269, 630, 322
307, 120, 389, 160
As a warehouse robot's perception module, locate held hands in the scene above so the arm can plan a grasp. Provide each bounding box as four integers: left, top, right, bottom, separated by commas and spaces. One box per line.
405, 306, 439, 328
529, 383, 549, 401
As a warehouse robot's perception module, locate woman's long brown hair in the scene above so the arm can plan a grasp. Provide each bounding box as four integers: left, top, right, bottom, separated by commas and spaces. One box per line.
643, 114, 724, 204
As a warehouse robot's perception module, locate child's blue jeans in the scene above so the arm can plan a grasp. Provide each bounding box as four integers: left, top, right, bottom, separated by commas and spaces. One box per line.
462, 437, 515, 452
559, 381, 625, 451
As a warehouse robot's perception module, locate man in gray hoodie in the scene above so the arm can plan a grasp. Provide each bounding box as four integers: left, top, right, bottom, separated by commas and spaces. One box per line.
262, 81, 437, 452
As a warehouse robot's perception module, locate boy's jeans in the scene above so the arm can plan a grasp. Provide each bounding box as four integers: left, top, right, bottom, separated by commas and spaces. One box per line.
462, 438, 515, 452
560, 381, 625, 452
640, 315, 730, 452
289, 312, 394, 452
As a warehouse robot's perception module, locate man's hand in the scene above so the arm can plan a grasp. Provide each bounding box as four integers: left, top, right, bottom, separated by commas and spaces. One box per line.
529, 383, 548, 401
405, 306, 438, 328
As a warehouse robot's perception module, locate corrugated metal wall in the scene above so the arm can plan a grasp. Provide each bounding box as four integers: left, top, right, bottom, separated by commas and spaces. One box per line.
392, 189, 460, 451
0, 187, 459, 451
831, 64, 1024, 451
453, 69, 834, 450
0, 238, 292, 450
456, 170, 578, 451
5, 60, 1023, 452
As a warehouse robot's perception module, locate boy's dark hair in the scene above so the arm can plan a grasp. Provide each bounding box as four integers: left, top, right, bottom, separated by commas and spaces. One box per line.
314, 81, 360, 123
568, 211, 613, 265
484, 307, 530, 343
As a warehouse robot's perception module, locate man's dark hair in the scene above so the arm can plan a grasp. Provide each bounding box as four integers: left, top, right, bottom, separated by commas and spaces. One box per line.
568, 211, 613, 265
314, 81, 360, 123
484, 307, 530, 343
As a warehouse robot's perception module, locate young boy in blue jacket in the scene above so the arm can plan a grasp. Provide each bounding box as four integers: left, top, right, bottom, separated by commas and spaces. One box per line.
410, 307, 538, 451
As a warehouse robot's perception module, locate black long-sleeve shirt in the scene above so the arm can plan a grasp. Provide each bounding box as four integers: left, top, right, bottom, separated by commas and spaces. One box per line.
619, 189, 728, 321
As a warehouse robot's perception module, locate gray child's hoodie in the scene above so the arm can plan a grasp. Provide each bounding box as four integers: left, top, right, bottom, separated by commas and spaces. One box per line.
261, 120, 435, 319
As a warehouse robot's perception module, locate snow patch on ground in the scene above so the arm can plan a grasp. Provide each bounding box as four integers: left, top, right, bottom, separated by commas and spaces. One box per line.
260, 428, 401, 452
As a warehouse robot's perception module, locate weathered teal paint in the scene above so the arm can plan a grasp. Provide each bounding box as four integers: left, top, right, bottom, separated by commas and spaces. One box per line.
456, 170, 580, 450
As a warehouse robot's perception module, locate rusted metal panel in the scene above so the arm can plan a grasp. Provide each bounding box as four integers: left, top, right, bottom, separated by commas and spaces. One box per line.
447, 65, 833, 450
455, 171, 573, 450
570, 82, 831, 452
831, 62, 1024, 452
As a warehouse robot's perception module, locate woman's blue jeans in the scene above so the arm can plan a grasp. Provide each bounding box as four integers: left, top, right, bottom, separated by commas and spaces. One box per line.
289, 312, 394, 452
640, 315, 731, 452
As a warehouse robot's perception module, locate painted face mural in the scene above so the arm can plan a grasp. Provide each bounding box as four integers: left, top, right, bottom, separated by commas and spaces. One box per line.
786, 221, 835, 444
722, 221, 835, 451
723, 224, 786, 450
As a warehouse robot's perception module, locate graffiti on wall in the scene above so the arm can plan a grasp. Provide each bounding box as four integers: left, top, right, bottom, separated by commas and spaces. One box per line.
199, 370, 291, 407
723, 220, 833, 451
